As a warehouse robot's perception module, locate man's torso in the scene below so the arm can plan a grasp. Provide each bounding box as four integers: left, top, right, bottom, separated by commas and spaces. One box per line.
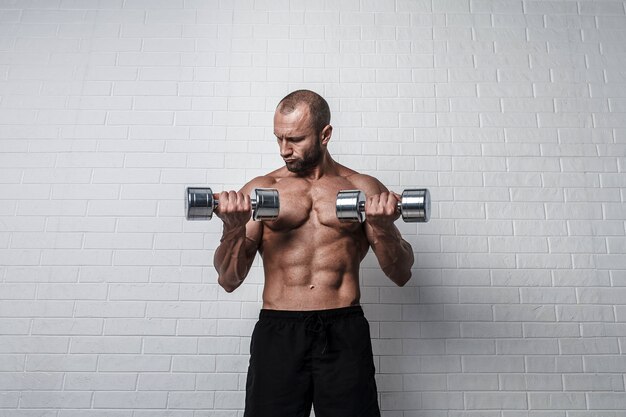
257, 165, 378, 310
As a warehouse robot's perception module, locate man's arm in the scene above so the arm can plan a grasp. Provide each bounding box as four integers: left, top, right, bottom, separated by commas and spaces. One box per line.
361, 179, 415, 286
212, 181, 264, 292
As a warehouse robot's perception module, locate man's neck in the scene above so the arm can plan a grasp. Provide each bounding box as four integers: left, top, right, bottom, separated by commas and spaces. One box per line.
294, 152, 338, 180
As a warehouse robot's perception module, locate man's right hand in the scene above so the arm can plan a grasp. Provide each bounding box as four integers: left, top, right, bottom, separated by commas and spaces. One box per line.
214, 191, 253, 230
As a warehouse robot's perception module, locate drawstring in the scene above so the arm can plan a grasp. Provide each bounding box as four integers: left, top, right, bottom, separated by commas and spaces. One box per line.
304, 313, 329, 355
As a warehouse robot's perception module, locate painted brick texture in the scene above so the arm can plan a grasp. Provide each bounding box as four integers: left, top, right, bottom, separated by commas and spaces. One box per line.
0, 0, 625, 415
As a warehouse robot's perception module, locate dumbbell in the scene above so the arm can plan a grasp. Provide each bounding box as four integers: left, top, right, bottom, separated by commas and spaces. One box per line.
186, 187, 279, 221
336, 189, 430, 223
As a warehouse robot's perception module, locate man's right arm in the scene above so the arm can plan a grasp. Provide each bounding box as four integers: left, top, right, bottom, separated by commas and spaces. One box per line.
212, 183, 264, 292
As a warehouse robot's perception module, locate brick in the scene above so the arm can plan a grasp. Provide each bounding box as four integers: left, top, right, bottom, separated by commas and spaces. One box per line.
172, 355, 216, 373
560, 337, 620, 355
528, 392, 586, 409
460, 287, 519, 304
489, 236, 548, 253
0, 319, 30, 335
582, 323, 626, 338
32, 319, 103, 336
380, 391, 422, 410
494, 304, 556, 322
132, 412, 197, 417
98, 355, 171, 372
455, 220, 514, 236
500, 373, 563, 391
554, 270, 610, 287
93, 392, 168, 409
0, 373, 63, 390
578, 288, 626, 304
496, 338, 559, 354
446, 338, 495, 354
517, 254, 572, 269
492, 269, 551, 287
441, 235, 488, 254
567, 413, 626, 417
444, 305, 493, 321
465, 392, 527, 409
484, 170, 544, 186
65, 373, 137, 391
565, 187, 621, 202
520, 287, 577, 304
448, 373, 498, 391
421, 322, 461, 338
0, 393, 18, 409
168, 392, 215, 409
523, 323, 580, 338
20, 392, 92, 409
453, 187, 509, 203
461, 322, 522, 338
558, 305, 615, 322
564, 374, 625, 391
26, 354, 97, 372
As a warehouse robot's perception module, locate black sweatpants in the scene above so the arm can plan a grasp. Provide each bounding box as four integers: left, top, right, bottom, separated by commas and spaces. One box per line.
244, 305, 381, 417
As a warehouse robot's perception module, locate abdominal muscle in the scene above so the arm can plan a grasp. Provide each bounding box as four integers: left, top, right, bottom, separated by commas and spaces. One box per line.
259, 223, 367, 311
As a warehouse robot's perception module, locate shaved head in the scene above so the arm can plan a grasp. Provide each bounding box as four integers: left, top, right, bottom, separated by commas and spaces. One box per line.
276, 90, 331, 135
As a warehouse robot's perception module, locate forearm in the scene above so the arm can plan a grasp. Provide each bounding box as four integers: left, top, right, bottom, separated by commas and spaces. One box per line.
367, 224, 415, 286
213, 225, 257, 292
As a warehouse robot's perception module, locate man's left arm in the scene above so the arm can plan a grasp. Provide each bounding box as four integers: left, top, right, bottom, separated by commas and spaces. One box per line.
363, 183, 415, 286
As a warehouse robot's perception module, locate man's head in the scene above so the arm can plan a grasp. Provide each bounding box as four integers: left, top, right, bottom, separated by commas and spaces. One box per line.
276, 89, 331, 135
274, 90, 333, 174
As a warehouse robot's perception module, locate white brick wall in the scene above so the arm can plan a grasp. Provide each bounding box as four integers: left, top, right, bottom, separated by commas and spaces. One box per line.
0, 0, 625, 414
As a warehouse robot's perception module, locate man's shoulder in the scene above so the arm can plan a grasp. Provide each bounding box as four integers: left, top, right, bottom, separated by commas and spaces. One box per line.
240, 170, 281, 192
252, 175, 278, 186
343, 171, 385, 194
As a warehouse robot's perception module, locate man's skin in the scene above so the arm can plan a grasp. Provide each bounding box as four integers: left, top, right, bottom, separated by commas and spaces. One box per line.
213, 102, 414, 310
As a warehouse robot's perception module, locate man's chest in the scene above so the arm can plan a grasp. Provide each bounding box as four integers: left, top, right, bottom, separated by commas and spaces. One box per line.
267, 177, 359, 231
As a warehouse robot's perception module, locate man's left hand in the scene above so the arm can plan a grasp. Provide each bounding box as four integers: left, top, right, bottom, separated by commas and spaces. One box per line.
364, 191, 401, 228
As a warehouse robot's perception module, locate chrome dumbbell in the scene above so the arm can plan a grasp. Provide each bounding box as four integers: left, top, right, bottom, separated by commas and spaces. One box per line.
186, 187, 280, 221
336, 189, 430, 223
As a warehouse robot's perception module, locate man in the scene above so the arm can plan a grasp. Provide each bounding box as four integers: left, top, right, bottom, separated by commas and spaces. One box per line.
213, 90, 414, 417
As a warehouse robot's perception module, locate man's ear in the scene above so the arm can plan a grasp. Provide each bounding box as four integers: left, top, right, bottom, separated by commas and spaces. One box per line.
320, 125, 333, 145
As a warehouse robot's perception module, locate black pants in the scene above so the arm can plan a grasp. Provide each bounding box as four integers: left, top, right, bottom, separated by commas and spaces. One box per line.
244, 305, 381, 417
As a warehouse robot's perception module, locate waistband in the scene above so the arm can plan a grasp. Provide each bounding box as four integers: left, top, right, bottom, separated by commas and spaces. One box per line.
259, 305, 363, 321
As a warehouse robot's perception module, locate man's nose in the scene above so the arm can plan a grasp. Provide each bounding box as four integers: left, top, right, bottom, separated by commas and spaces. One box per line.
279, 141, 292, 157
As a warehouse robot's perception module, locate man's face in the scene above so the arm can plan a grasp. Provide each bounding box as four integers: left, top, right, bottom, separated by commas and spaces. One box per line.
274, 104, 323, 174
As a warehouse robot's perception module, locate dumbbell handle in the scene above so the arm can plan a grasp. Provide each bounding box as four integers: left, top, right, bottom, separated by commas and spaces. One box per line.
210, 196, 261, 210
357, 201, 403, 212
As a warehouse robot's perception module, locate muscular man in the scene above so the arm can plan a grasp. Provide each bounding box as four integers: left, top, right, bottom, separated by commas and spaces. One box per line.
213, 90, 414, 417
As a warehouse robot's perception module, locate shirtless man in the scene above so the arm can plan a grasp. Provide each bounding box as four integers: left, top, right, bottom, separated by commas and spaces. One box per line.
213, 90, 414, 417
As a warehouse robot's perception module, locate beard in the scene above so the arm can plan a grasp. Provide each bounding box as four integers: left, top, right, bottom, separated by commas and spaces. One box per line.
285, 140, 323, 174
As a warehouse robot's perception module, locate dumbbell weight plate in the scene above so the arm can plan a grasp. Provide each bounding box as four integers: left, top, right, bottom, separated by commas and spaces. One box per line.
186, 187, 215, 220
252, 188, 280, 221
336, 190, 366, 223
400, 189, 430, 223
